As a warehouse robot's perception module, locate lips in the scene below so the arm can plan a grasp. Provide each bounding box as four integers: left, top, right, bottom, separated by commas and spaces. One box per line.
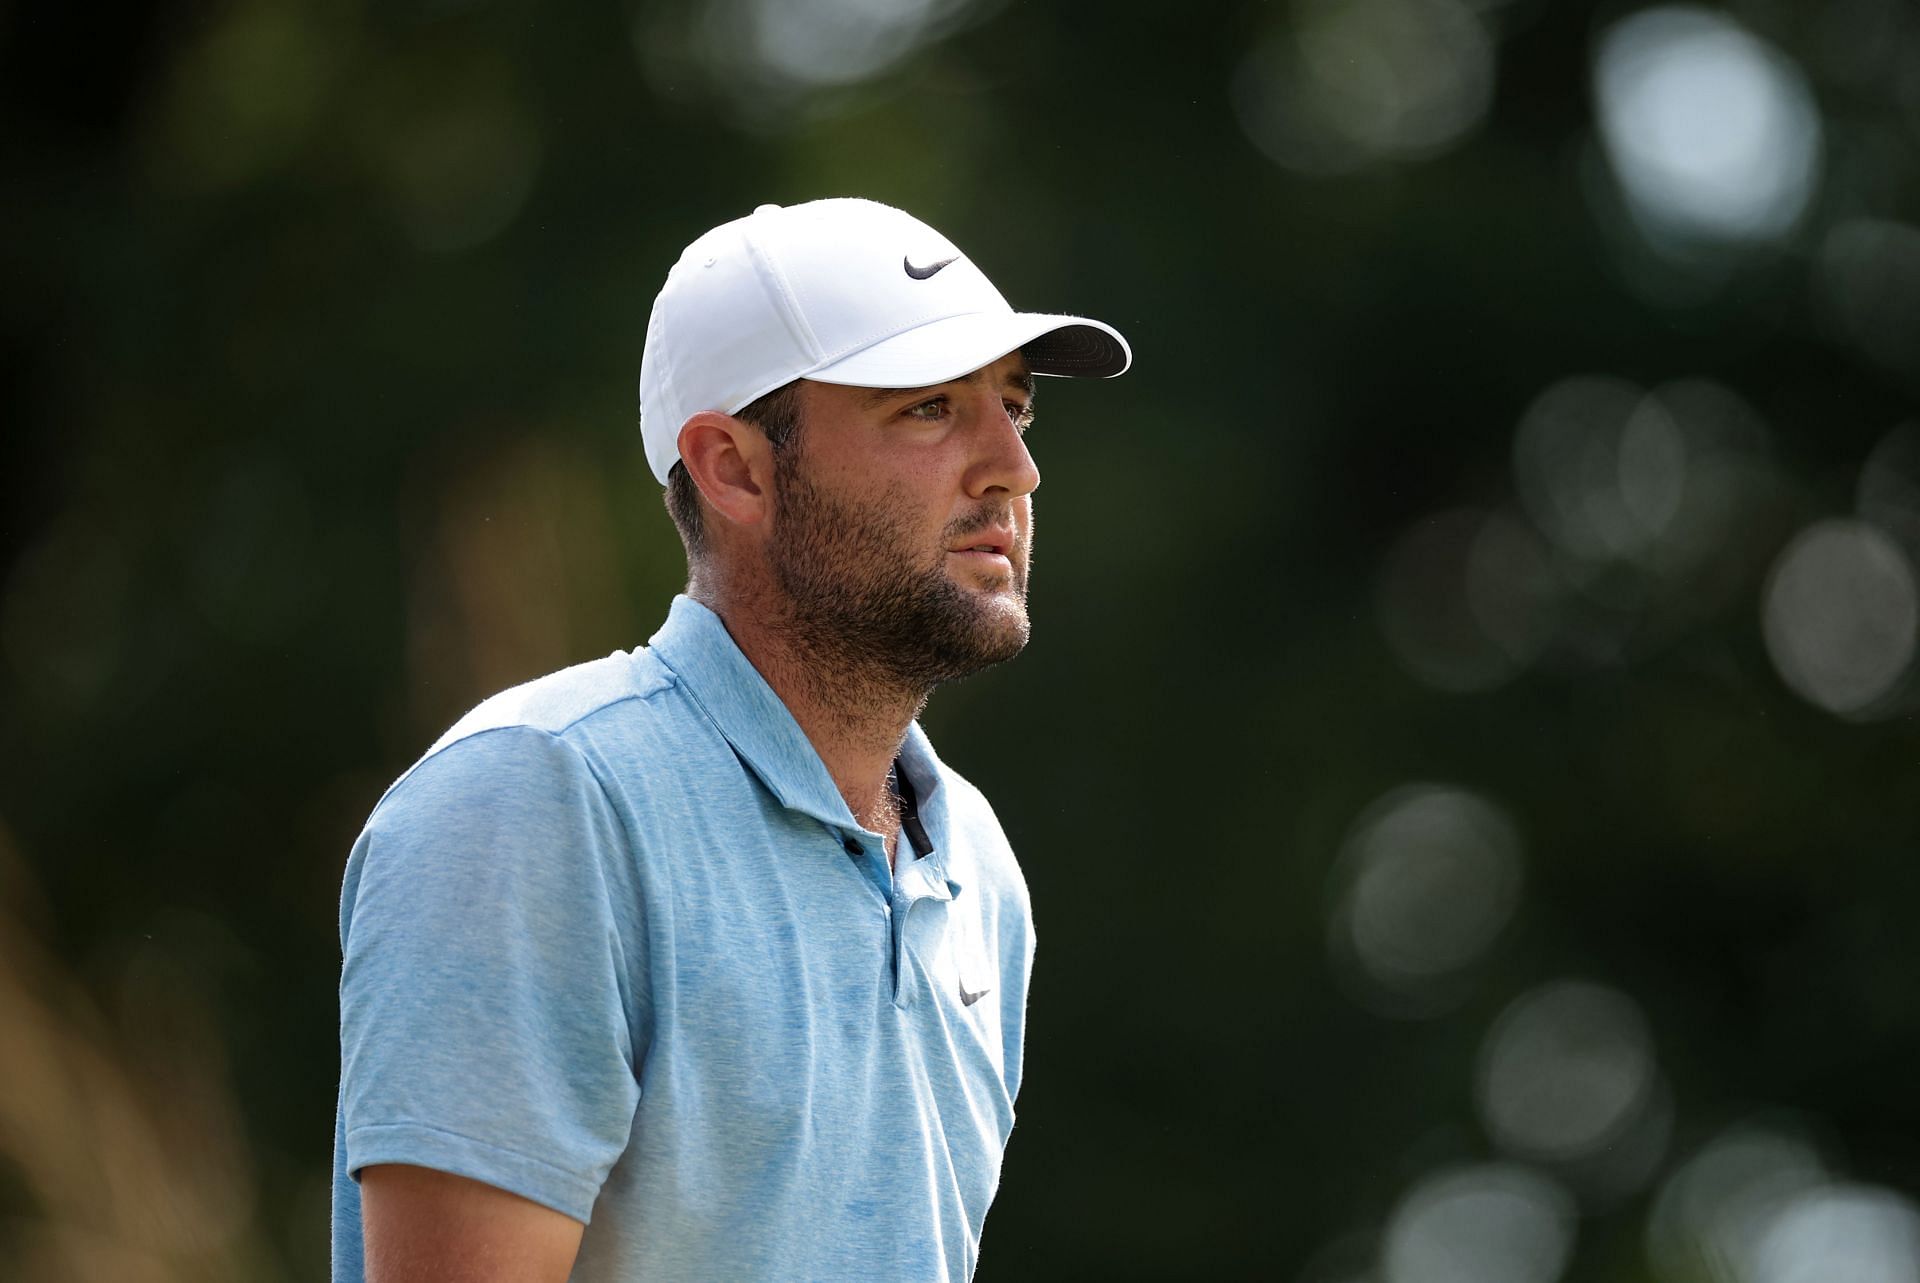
948, 527, 1015, 557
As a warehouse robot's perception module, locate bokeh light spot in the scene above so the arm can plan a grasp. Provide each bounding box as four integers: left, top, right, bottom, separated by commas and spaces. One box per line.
1636, 378, 1776, 581
740, 0, 971, 88
1761, 519, 1919, 717
662, 0, 992, 122
1329, 784, 1523, 1018
1464, 511, 1562, 666
1857, 423, 1920, 555
1594, 7, 1822, 248
1753, 1185, 1920, 1283
1509, 375, 1778, 607
1514, 376, 1668, 564
1619, 398, 1688, 535
1377, 508, 1552, 692
1233, 0, 1495, 175
1476, 981, 1659, 1165
1384, 1163, 1576, 1283
1648, 1124, 1829, 1283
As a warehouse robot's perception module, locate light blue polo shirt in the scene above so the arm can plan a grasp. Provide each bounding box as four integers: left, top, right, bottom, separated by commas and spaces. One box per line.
332, 596, 1036, 1281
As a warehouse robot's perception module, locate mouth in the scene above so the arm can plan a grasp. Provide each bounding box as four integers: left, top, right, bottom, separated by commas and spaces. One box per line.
948, 525, 1014, 555
947, 528, 1016, 572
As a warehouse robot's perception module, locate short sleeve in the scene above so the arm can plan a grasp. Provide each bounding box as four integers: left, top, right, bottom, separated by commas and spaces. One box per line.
338, 726, 645, 1223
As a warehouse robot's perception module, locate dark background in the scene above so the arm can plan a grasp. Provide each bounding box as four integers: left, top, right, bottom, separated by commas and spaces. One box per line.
5, 0, 1920, 1278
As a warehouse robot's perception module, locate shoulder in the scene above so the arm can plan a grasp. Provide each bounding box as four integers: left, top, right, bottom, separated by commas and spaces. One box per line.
376, 649, 679, 806
428, 648, 675, 753
345, 654, 676, 932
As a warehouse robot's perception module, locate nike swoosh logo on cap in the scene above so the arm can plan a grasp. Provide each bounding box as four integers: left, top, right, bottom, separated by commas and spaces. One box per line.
960, 983, 991, 1007
904, 254, 959, 280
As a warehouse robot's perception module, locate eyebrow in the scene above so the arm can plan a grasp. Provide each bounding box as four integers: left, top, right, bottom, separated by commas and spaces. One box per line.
859, 368, 1036, 410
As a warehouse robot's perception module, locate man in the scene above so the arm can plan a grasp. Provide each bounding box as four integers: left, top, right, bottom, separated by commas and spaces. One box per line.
331, 197, 1131, 1280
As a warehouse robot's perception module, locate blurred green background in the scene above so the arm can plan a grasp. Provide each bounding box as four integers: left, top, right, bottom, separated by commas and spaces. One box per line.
5, 0, 1920, 1278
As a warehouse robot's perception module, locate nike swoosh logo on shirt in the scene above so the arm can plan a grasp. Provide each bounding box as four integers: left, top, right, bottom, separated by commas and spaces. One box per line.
904, 255, 959, 280
960, 984, 991, 1007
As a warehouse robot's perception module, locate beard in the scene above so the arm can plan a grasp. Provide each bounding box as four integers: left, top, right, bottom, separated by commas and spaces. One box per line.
765, 449, 1032, 697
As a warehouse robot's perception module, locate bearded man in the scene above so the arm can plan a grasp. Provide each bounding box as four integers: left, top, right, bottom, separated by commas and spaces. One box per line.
331, 198, 1130, 1281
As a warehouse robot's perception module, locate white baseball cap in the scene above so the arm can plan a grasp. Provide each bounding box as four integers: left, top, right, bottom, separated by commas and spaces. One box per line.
637, 198, 1132, 485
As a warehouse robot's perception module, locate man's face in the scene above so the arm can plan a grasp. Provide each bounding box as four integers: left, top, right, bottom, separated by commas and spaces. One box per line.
765, 351, 1041, 689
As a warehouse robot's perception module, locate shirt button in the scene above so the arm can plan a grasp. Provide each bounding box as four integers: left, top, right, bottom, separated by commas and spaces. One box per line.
843, 838, 862, 858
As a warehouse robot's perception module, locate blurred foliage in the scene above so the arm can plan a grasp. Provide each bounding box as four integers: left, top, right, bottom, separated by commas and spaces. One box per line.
4, 0, 1920, 1278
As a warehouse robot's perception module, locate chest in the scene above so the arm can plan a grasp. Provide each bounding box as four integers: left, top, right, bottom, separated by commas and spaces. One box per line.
625, 792, 1011, 1113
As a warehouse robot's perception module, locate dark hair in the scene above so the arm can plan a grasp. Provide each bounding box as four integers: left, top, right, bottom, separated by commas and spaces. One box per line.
663, 380, 805, 560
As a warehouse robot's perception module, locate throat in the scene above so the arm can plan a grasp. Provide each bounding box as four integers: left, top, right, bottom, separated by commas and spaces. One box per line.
758, 609, 934, 762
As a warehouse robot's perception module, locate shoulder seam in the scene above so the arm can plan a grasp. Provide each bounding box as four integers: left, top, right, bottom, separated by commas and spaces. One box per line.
428, 664, 679, 757
372, 695, 648, 820
551, 685, 666, 737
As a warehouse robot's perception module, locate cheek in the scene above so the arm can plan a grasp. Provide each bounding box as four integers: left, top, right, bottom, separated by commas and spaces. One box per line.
856, 483, 943, 559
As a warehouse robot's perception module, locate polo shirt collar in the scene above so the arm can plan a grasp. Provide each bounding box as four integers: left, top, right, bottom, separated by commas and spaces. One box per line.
893, 720, 958, 901
645, 596, 953, 867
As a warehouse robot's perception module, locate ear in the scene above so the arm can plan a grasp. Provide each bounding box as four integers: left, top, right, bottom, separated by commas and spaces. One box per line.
677, 411, 775, 531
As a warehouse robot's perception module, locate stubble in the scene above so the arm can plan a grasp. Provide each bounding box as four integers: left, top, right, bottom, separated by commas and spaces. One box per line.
765, 450, 1032, 716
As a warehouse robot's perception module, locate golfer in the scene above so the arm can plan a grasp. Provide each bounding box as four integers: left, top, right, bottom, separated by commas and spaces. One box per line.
331, 197, 1131, 1280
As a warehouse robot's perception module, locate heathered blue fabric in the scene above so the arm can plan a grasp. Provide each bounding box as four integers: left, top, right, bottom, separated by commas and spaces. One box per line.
332, 596, 1035, 1281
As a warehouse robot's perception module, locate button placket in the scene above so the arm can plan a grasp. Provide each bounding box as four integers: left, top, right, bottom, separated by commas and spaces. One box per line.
891, 890, 912, 1006
829, 827, 899, 988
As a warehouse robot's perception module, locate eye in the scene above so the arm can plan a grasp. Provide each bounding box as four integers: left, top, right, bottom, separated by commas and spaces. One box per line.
904, 396, 949, 421
1007, 401, 1036, 432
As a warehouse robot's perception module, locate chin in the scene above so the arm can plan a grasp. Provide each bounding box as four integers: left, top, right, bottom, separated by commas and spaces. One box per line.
970, 595, 1032, 656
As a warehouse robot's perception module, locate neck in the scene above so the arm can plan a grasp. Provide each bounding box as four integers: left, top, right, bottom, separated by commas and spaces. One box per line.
692, 581, 925, 837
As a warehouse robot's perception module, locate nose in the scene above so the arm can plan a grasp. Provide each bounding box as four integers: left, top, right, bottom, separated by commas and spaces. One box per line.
964, 390, 1041, 500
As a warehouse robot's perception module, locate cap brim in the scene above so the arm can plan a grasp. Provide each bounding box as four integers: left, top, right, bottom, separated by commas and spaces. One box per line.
804, 311, 1131, 389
